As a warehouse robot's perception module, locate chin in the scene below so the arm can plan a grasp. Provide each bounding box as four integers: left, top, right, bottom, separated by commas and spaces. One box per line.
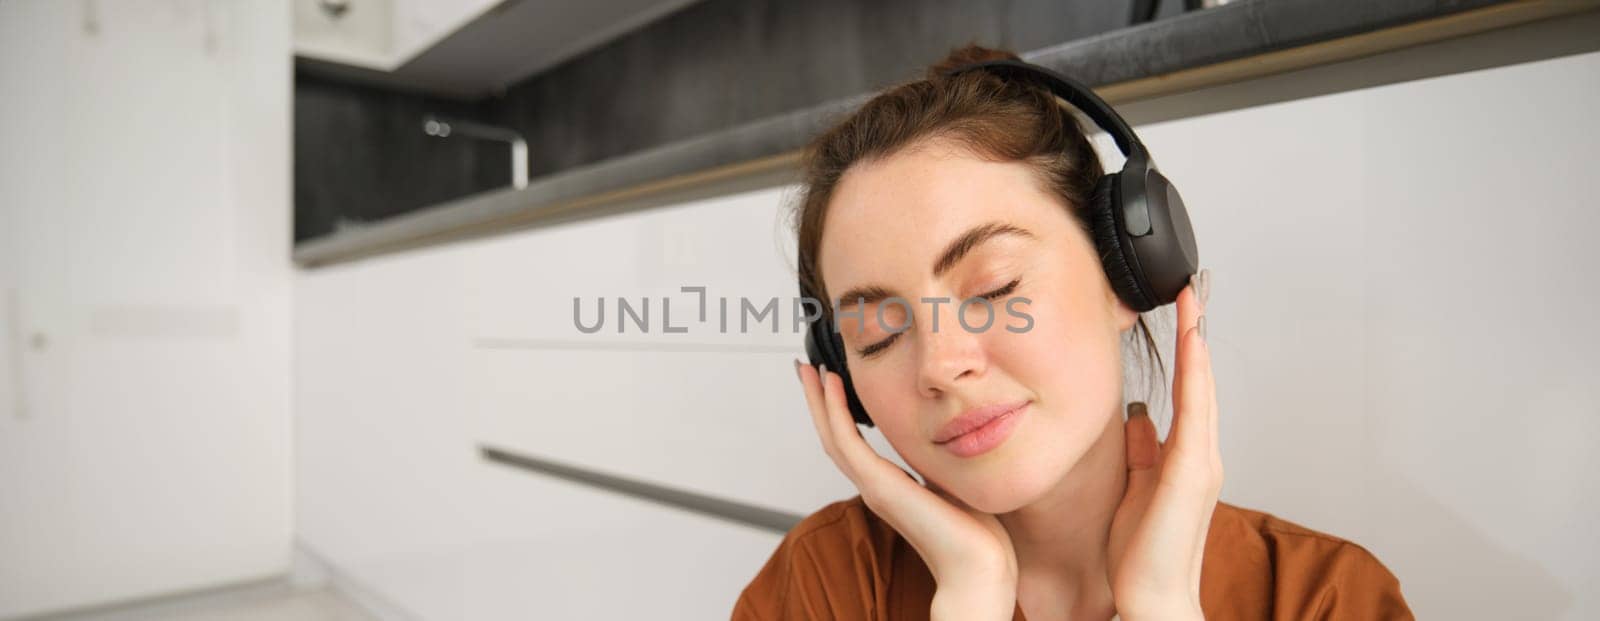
967, 464, 1058, 514
943, 414, 1104, 514
960, 483, 1036, 515
935, 439, 1079, 515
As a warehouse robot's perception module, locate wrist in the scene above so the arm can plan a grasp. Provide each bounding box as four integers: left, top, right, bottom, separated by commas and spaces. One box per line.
930, 582, 1016, 621
930, 565, 1016, 621
1118, 599, 1203, 621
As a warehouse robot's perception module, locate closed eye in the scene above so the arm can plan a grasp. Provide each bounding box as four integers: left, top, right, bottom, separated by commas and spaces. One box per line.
980, 278, 1020, 301
858, 332, 899, 358
855, 278, 1020, 358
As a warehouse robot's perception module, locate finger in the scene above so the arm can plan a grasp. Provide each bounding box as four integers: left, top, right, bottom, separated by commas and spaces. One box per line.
817, 364, 888, 476
1191, 293, 1218, 461
1184, 316, 1217, 460
1170, 325, 1211, 462
1202, 326, 1222, 493
1190, 344, 1223, 575
1207, 335, 1220, 459
1114, 401, 1162, 575
1125, 401, 1161, 471
1123, 401, 1162, 494
1175, 323, 1223, 581
1203, 318, 1216, 457
1202, 337, 1218, 461
796, 360, 851, 480
1193, 268, 1216, 456
1167, 279, 1208, 458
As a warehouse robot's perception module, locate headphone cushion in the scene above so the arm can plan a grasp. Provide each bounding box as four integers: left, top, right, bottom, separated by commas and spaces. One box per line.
1089, 173, 1155, 312
805, 320, 875, 427
827, 330, 875, 427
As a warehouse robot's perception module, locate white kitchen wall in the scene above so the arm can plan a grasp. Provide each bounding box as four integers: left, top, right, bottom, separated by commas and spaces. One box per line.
293, 36, 1600, 621
0, 0, 292, 618
1123, 48, 1600, 621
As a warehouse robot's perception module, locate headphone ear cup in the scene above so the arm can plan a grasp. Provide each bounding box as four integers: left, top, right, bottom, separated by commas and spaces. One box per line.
826, 330, 875, 427
805, 318, 875, 427
1089, 173, 1157, 313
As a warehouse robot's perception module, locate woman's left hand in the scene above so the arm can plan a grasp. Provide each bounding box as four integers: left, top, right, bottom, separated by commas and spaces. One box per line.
1106, 269, 1221, 621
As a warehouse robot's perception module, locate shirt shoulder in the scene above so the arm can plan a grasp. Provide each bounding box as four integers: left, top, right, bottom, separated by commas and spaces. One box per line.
731, 495, 910, 621
1203, 502, 1415, 620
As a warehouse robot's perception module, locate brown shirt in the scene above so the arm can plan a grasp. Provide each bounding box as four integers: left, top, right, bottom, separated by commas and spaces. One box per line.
731, 496, 1413, 620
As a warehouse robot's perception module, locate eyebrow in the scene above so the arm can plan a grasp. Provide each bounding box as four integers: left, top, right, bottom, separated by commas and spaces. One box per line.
833, 222, 1035, 309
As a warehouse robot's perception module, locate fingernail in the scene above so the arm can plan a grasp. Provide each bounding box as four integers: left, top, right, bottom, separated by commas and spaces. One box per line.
793, 358, 803, 379
1192, 268, 1210, 309
1127, 401, 1148, 418
1197, 314, 1208, 342
820, 363, 828, 378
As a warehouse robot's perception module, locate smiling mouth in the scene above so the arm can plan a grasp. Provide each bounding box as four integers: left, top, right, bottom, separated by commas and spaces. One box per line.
933, 400, 1030, 458
933, 399, 1031, 444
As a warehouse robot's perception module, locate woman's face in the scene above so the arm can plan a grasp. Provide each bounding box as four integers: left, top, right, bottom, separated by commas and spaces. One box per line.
818, 138, 1138, 514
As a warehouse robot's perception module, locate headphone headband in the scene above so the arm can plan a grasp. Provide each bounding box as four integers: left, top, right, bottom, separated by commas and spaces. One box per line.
941, 59, 1149, 166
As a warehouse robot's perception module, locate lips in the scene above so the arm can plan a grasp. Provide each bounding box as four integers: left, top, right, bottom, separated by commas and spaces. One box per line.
933, 399, 1031, 444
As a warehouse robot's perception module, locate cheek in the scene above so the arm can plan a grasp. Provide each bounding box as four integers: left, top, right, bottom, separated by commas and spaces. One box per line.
1002, 285, 1124, 424
842, 353, 920, 439
849, 356, 994, 483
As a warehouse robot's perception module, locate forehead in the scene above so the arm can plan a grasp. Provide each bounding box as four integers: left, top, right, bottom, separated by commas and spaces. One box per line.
819, 141, 1067, 287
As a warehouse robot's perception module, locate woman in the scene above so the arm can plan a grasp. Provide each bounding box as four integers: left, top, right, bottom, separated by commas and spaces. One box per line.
731, 45, 1412, 620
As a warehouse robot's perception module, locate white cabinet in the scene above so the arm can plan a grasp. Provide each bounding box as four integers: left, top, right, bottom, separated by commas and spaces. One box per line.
0, 2, 292, 617
292, 0, 500, 70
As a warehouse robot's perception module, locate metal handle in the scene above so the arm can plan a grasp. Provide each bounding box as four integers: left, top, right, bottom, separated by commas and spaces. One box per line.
423, 116, 529, 189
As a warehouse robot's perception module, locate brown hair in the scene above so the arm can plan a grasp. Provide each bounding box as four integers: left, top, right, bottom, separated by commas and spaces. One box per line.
792, 43, 1166, 398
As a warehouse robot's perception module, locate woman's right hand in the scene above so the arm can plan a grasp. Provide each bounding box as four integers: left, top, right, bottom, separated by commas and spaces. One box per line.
795, 360, 1018, 620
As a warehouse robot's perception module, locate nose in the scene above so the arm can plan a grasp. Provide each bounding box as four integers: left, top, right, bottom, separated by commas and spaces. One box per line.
915, 303, 988, 398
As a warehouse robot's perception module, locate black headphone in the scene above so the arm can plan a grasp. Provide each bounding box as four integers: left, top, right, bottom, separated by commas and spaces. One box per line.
800, 58, 1200, 427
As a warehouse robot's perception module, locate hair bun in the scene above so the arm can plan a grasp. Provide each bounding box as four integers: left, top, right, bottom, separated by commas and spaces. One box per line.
925, 43, 1022, 80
